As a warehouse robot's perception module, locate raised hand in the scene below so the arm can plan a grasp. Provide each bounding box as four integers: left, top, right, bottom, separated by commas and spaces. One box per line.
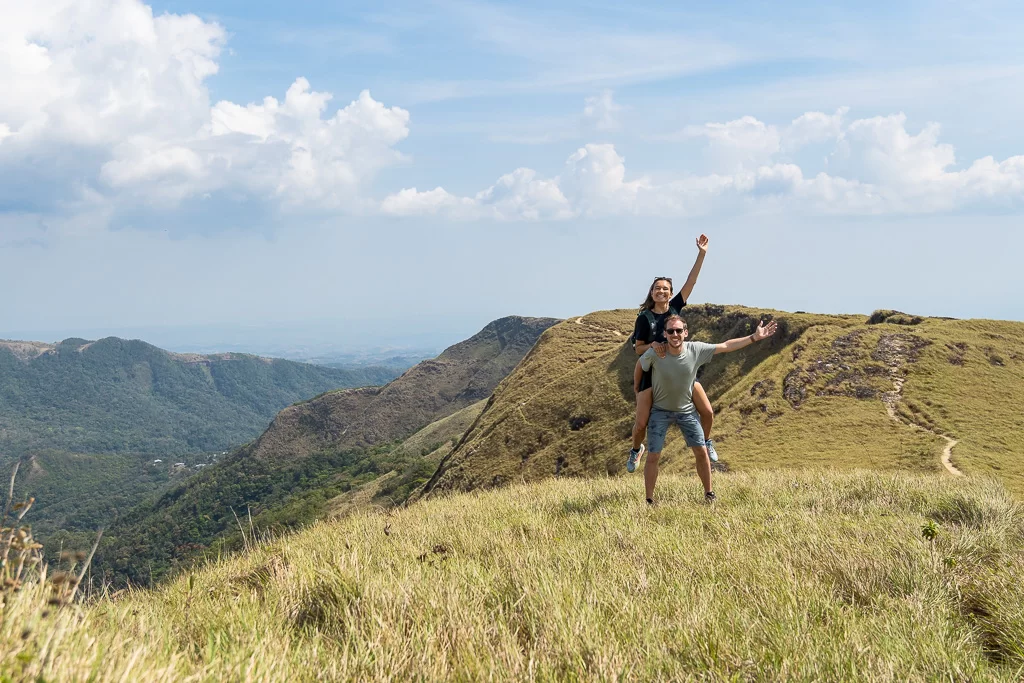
652, 341, 668, 358
696, 234, 709, 253
753, 320, 778, 342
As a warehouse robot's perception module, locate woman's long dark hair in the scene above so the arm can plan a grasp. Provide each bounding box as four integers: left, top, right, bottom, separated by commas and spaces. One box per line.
640, 277, 673, 312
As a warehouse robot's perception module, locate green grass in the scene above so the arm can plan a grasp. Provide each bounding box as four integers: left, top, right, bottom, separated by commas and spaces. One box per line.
3, 471, 1023, 680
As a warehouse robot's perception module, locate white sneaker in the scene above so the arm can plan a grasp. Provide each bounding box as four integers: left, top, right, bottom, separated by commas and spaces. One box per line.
626, 443, 645, 473
705, 439, 719, 463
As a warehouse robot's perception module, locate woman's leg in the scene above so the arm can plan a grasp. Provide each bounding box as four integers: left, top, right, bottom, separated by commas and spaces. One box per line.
692, 381, 714, 441
632, 388, 653, 451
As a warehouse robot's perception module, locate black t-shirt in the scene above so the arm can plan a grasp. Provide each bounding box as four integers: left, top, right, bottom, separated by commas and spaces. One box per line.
633, 293, 686, 345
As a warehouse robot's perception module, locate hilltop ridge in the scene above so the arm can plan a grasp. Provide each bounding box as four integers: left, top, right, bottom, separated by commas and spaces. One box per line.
422, 305, 1024, 497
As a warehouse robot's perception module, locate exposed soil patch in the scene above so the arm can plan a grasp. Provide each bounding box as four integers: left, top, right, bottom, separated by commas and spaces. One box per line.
749, 379, 775, 399
783, 369, 808, 408
0, 340, 54, 362
872, 333, 931, 367
784, 331, 877, 407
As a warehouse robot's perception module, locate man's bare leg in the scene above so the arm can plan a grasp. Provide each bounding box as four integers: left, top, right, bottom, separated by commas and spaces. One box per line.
692, 382, 714, 441
644, 450, 661, 501
632, 388, 653, 451
692, 445, 712, 494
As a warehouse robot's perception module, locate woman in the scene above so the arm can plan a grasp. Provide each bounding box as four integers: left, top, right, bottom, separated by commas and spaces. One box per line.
626, 235, 717, 473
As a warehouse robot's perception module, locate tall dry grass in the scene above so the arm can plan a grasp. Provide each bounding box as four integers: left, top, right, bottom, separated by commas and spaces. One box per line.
2, 470, 1023, 681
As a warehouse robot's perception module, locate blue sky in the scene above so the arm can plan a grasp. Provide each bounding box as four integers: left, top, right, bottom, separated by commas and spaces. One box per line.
1, 0, 1023, 351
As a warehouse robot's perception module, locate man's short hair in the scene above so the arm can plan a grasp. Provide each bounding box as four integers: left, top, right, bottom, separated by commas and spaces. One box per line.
664, 314, 687, 330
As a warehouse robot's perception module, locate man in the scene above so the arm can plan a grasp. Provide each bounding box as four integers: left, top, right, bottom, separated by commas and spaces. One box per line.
640, 314, 777, 504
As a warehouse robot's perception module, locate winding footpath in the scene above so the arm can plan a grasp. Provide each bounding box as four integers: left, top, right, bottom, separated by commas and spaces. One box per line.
882, 376, 964, 477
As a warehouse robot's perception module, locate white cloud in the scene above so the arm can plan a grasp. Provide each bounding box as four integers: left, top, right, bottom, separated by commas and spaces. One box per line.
385, 110, 1024, 220
582, 90, 622, 132
383, 168, 571, 221
381, 187, 475, 217
784, 107, 849, 149
382, 144, 645, 220
0, 0, 410, 226
836, 114, 954, 187
681, 116, 782, 168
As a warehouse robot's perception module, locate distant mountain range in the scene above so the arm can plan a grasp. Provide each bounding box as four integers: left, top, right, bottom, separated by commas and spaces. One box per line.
0, 336, 406, 457
89, 316, 559, 586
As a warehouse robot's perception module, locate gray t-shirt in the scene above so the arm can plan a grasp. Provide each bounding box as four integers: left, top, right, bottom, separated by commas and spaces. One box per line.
640, 341, 717, 413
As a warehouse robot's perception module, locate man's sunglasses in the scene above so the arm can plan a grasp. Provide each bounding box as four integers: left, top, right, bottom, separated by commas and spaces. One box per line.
665, 328, 686, 335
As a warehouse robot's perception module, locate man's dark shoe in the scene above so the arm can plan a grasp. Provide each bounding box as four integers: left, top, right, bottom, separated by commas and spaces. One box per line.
704, 491, 716, 504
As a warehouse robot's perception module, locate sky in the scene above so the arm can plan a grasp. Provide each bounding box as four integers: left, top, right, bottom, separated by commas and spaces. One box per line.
2, 0, 1023, 352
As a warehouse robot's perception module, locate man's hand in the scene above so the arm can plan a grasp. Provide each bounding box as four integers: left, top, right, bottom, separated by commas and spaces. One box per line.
652, 341, 667, 358
696, 234, 709, 253
752, 320, 778, 342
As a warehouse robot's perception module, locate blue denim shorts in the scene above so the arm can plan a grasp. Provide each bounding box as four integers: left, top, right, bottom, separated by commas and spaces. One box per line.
647, 407, 705, 453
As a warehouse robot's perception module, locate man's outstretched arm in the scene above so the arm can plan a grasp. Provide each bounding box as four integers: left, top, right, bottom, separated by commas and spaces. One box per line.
713, 320, 778, 355
677, 234, 709, 303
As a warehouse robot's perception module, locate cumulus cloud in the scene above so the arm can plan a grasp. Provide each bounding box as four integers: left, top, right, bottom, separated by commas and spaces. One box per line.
784, 107, 849, 149
0, 0, 410, 228
2, 2, 1021, 230
383, 168, 571, 220
680, 116, 782, 169
383, 144, 650, 220
384, 110, 1024, 220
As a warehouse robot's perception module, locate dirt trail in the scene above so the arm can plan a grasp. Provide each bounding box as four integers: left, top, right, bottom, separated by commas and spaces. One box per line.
574, 316, 623, 336
882, 376, 963, 477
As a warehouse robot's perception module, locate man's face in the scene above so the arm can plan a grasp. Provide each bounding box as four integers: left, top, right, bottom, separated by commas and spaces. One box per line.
665, 323, 687, 348
651, 280, 672, 303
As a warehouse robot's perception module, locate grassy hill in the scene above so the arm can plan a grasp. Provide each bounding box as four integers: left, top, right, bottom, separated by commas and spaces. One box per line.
4, 471, 1023, 680
0, 336, 403, 456
422, 306, 1024, 498
90, 317, 557, 585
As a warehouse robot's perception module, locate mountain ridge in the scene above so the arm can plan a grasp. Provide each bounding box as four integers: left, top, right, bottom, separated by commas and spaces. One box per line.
0, 335, 405, 457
